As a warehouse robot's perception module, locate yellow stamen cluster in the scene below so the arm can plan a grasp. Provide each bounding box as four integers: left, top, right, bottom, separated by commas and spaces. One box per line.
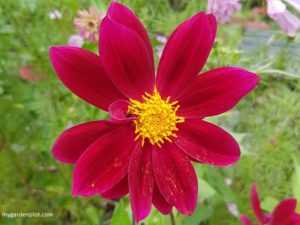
128, 89, 185, 147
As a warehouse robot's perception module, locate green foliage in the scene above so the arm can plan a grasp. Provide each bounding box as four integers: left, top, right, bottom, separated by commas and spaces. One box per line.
111, 200, 131, 225
0, 0, 300, 224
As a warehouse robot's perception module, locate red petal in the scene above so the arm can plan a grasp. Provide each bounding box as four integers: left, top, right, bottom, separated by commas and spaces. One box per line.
52, 120, 117, 164
107, 2, 154, 68
72, 124, 135, 196
152, 185, 172, 215
207, 14, 217, 42
129, 143, 154, 223
251, 184, 265, 225
174, 119, 240, 166
178, 67, 260, 118
152, 143, 198, 215
270, 199, 297, 225
156, 12, 216, 100
240, 215, 255, 225
49, 46, 126, 111
101, 175, 129, 199
108, 100, 130, 120
100, 17, 154, 100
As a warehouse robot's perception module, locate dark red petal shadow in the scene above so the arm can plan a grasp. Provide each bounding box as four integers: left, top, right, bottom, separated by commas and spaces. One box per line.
49, 46, 126, 111
174, 119, 240, 166
178, 67, 259, 118
153, 185, 172, 215
101, 175, 129, 199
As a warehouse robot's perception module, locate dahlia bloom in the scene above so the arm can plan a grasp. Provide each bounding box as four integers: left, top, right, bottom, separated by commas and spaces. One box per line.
240, 184, 300, 225
49, 2, 259, 222
74, 7, 102, 42
207, 0, 241, 24
267, 0, 300, 37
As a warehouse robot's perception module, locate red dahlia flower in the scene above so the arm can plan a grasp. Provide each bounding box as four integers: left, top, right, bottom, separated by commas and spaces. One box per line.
49, 2, 259, 223
240, 184, 300, 225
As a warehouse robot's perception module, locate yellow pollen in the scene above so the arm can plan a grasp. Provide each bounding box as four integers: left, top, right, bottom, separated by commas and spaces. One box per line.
128, 88, 185, 147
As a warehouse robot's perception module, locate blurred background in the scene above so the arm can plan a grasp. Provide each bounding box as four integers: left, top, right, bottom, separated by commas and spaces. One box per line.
0, 0, 300, 224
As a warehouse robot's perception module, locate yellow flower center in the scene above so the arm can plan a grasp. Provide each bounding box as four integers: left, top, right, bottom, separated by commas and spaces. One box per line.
84, 19, 99, 34
128, 89, 185, 148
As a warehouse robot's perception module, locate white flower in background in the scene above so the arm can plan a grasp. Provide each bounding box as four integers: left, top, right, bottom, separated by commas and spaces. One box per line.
227, 203, 240, 217
267, 0, 300, 37
155, 34, 168, 44
68, 34, 84, 47
207, 0, 241, 24
225, 178, 233, 186
155, 34, 168, 58
49, 9, 62, 20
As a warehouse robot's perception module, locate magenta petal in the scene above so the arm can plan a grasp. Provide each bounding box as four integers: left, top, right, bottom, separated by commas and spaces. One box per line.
174, 119, 240, 166
207, 14, 217, 42
152, 185, 172, 215
270, 199, 297, 225
178, 67, 260, 118
156, 12, 216, 100
152, 142, 198, 215
49, 46, 126, 111
129, 143, 154, 223
100, 17, 154, 100
240, 215, 255, 225
101, 175, 129, 199
72, 124, 135, 196
52, 120, 116, 164
107, 2, 154, 68
109, 100, 130, 120
251, 184, 265, 225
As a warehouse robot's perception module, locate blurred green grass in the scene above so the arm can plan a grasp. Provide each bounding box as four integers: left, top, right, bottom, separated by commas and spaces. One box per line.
0, 0, 300, 224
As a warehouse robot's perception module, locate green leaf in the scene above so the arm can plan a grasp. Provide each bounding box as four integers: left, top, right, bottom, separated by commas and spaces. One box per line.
177, 204, 214, 225
205, 170, 235, 203
261, 196, 278, 213
292, 156, 300, 213
111, 200, 131, 225
198, 178, 216, 200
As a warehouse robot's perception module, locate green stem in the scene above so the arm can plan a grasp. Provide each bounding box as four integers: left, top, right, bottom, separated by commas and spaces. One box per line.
170, 211, 176, 225
132, 213, 136, 225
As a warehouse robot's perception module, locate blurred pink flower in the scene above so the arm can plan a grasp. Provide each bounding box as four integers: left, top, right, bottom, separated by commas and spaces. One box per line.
68, 34, 84, 47
284, 0, 300, 13
267, 0, 300, 37
20, 65, 47, 82
74, 7, 102, 42
207, 0, 241, 24
240, 184, 300, 225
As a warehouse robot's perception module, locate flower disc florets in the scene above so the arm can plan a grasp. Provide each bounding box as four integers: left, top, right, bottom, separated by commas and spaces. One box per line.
128, 89, 185, 147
